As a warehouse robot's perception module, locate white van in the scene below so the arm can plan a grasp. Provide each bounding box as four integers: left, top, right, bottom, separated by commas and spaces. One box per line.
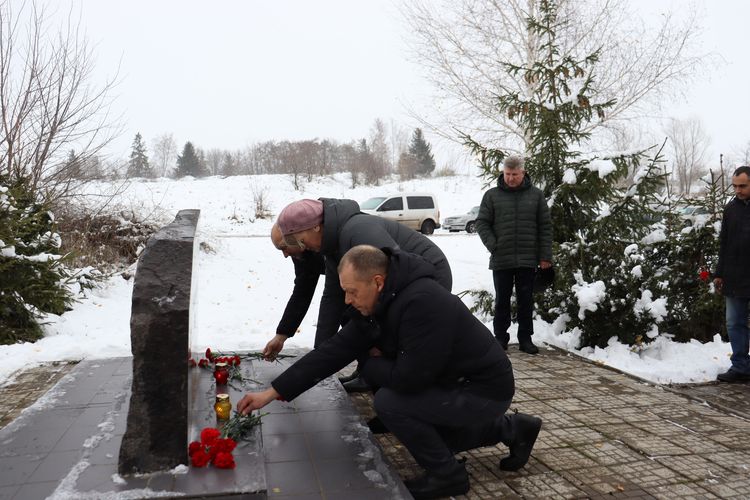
360, 193, 441, 234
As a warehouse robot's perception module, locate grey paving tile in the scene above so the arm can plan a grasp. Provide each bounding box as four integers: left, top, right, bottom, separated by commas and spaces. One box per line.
171, 467, 237, 496
20, 407, 84, 430
260, 412, 302, 436
315, 456, 388, 492
145, 471, 175, 492
534, 446, 598, 470
293, 386, 351, 412
26, 449, 81, 483
112, 358, 132, 377
75, 405, 116, 427
0, 426, 68, 455
703, 477, 750, 498
263, 398, 298, 415
263, 433, 311, 463
52, 425, 101, 452
505, 470, 585, 498
576, 440, 644, 466
298, 410, 355, 433
85, 433, 122, 465
326, 487, 397, 499
306, 430, 365, 460
12, 479, 57, 500
267, 494, 322, 500
0, 455, 42, 487
0, 485, 18, 500
265, 460, 320, 496
78, 361, 120, 380
75, 463, 147, 493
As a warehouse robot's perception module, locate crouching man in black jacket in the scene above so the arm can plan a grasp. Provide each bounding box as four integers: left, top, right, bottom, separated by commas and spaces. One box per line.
238, 245, 542, 500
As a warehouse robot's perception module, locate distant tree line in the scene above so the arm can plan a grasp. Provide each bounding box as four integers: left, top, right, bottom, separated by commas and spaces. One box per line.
72, 121, 439, 187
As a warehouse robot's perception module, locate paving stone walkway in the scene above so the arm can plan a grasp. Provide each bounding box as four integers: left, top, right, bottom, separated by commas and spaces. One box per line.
350, 345, 750, 499
1, 344, 749, 499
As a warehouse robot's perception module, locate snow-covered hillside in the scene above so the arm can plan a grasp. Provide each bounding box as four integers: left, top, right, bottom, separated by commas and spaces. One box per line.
0, 174, 732, 387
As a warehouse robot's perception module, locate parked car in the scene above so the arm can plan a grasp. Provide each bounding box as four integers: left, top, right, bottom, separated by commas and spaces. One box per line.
443, 206, 480, 233
679, 205, 710, 226
360, 193, 441, 234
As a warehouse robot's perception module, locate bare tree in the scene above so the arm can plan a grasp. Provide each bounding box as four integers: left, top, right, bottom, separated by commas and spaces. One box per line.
665, 116, 711, 195
150, 133, 176, 177
204, 148, 224, 176
735, 140, 750, 166
389, 119, 410, 169
0, 1, 119, 201
400, 0, 708, 151
369, 118, 391, 181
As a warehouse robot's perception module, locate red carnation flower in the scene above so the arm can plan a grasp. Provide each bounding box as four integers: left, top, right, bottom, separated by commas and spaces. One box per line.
188, 358, 197, 368
213, 451, 236, 469
198, 358, 209, 368
188, 441, 203, 457
233, 355, 241, 366
699, 269, 710, 282
190, 448, 211, 467
213, 438, 237, 454
206, 348, 213, 360
200, 427, 221, 447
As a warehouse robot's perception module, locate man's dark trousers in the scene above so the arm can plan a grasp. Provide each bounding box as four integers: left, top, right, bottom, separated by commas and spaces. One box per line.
374, 386, 513, 475
493, 267, 535, 346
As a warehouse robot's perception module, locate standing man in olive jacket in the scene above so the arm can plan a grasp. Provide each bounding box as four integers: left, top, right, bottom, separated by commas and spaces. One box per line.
475, 155, 553, 354
275, 197, 453, 391
714, 166, 750, 383
238, 246, 542, 500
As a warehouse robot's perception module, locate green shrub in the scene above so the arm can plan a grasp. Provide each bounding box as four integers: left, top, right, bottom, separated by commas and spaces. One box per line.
0, 175, 75, 344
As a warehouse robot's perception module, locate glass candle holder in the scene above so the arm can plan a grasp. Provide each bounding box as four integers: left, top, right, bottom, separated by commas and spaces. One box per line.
214, 362, 229, 385
214, 393, 232, 421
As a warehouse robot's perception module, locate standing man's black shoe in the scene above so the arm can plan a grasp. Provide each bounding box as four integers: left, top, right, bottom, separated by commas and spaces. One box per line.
342, 375, 371, 393
403, 465, 469, 500
717, 369, 750, 383
366, 416, 389, 434
499, 414, 542, 471
337, 369, 359, 384
518, 338, 539, 354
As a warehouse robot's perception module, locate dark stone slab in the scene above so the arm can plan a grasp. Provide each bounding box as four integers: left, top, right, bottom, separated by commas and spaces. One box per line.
183, 351, 266, 496
118, 209, 200, 475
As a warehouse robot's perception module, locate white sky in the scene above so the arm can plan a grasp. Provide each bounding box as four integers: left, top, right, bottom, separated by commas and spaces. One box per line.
50, 0, 750, 168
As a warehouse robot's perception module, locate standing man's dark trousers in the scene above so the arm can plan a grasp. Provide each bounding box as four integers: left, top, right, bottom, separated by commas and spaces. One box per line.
493, 267, 535, 348
374, 386, 513, 476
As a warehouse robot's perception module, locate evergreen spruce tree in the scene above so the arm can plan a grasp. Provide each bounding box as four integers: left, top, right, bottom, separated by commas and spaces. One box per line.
408, 128, 436, 177
126, 133, 152, 178
0, 174, 74, 344
464, 0, 672, 348
175, 141, 205, 178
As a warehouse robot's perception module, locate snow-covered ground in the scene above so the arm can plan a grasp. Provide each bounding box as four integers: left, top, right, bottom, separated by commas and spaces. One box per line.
0, 173, 732, 387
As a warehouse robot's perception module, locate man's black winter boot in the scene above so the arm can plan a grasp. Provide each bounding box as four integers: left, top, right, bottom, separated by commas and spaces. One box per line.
499, 414, 542, 471
337, 369, 359, 384
404, 464, 469, 500
717, 369, 750, 383
366, 416, 389, 434
342, 375, 371, 393
518, 338, 539, 354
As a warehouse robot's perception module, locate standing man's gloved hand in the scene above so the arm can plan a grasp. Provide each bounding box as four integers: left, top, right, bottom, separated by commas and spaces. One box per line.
539, 260, 552, 270
263, 334, 288, 360
713, 277, 723, 295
